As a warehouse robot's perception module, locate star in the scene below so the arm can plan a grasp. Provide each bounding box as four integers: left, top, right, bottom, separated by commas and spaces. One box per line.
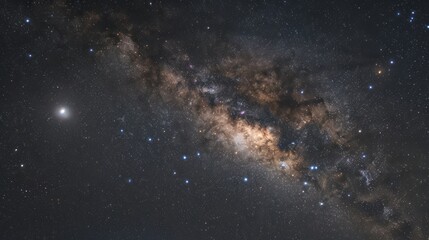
57, 107, 70, 119
185, 179, 189, 184
25, 18, 30, 23
368, 85, 373, 90
243, 177, 248, 182
182, 155, 187, 160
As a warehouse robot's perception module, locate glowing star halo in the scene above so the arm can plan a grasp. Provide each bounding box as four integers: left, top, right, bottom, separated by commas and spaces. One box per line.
56, 106, 70, 119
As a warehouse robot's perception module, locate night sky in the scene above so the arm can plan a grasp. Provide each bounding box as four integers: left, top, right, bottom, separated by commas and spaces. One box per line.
1, 0, 428, 239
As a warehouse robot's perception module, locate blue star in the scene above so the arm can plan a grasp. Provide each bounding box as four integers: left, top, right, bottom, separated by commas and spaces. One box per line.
25, 18, 30, 23
368, 85, 373, 90
243, 177, 248, 182
27, 53, 33, 58
185, 179, 189, 184
127, 178, 132, 183
120, 129, 124, 133
148, 137, 153, 142
182, 155, 187, 160
89, 48, 94, 53
196, 152, 201, 157
389, 60, 394, 64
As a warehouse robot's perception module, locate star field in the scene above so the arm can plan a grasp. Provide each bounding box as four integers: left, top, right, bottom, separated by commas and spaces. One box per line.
1, 0, 428, 239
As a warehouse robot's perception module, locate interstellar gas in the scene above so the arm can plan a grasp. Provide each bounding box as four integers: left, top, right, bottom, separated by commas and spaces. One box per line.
51, 7, 423, 238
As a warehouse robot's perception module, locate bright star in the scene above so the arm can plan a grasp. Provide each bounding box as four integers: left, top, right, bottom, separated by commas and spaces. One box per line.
57, 107, 70, 119
25, 18, 30, 23
243, 177, 248, 182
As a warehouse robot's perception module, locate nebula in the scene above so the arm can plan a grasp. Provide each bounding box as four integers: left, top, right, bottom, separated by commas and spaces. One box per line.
41, 4, 424, 238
